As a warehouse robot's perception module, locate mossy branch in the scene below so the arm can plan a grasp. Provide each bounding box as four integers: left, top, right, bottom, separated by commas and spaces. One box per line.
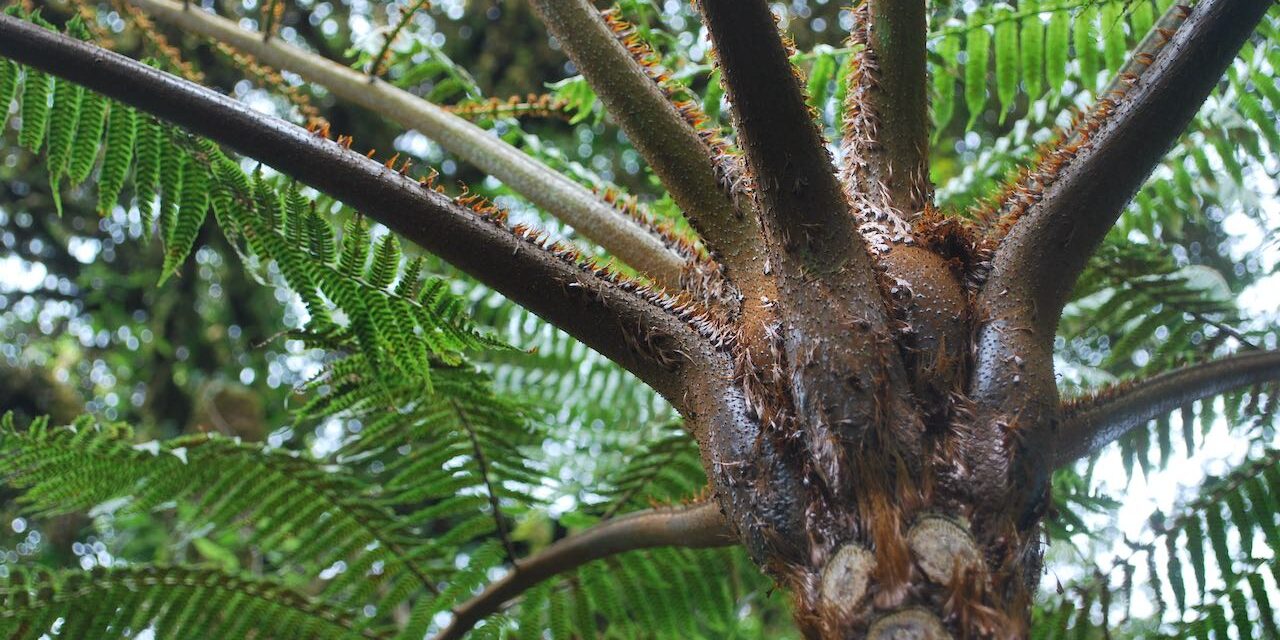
1054, 350, 1280, 468
127, 0, 688, 287
0, 13, 714, 406
433, 500, 733, 640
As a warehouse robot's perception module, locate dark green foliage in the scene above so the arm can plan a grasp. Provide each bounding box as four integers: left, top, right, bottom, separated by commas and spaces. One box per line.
0, 566, 371, 639
68, 90, 108, 184
17, 68, 52, 153
0, 58, 18, 132
43, 77, 81, 215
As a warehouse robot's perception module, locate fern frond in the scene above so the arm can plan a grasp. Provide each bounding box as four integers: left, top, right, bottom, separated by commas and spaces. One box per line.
0, 416, 438, 616
1035, 448, 1280, 637
17, 66, 53, 153
96, 102, 137, 214
0, 565, 375, 639
0, 57, 18, 132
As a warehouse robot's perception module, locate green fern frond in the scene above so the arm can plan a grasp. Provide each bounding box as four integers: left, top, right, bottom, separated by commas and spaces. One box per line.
1035, 449, 1280, 637
0, 416, 436, 616
17, 66, 53, 154
134, 115, 166, 230
44, 77, 82, 216
96, 103, 137, 214
0, 565, 374, 640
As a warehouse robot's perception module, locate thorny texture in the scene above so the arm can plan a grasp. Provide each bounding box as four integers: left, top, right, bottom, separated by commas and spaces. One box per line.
528, 0, 769, 318
5, 0, 1279, 637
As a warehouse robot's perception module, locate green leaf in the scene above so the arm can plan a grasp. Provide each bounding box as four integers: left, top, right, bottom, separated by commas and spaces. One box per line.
933, 25, 961, 135
160, 152, 210, 283
1100, 4, 1127, 74
994, 5, 1018, 123
18, 68, 54, 152
1074, 6, 1099, 91
1248, 573, 1279, 638
1046, 10, 1071, 96
964, 14, 991, 129
1131, 0, 1156, 38
134, 117, 165, 232
703, 69, 724, 124
1020, 0, 1044, 102
97, 103, 137, 215
44, 78, 83, 216
68, 90, 109, 184
1205, 502, 1234, 583
1185, 513, 1208, 597
1166, 525, 1188, 612
0, 59, 18, 132
806, 51, 837, 111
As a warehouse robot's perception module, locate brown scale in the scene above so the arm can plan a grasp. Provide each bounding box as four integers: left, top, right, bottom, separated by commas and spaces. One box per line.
602, 8, 743, 189
444, 94, 574, 121
112, 0, 203, 82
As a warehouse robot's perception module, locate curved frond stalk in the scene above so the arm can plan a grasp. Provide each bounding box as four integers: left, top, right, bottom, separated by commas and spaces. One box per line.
529, 0, 767, 300
0, 565, 377, 639
966, 0, 1271, 519
1054, 350, 1280, 468
0, 14, 721, 407
433, 500, 734, 640
127, 0, 688, 288
444, 94, 573, 121
979, 0, 1270, 337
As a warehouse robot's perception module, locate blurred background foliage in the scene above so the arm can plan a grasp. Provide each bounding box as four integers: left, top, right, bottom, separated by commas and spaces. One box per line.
0, 0, 1276, 637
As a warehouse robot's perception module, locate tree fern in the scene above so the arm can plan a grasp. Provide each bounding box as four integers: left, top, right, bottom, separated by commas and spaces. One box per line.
0, 3, 1276, 639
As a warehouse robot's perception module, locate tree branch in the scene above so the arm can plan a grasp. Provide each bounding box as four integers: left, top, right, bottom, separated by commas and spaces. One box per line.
1054, 350, 1280, 468
528, 0, 766, 293
982, 0, 1272, 338
127, 0, 688, 288
841, 0, 930, 220
433, 500, 734, 640
0, 14, 717, 406
695, 0, 867, 275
